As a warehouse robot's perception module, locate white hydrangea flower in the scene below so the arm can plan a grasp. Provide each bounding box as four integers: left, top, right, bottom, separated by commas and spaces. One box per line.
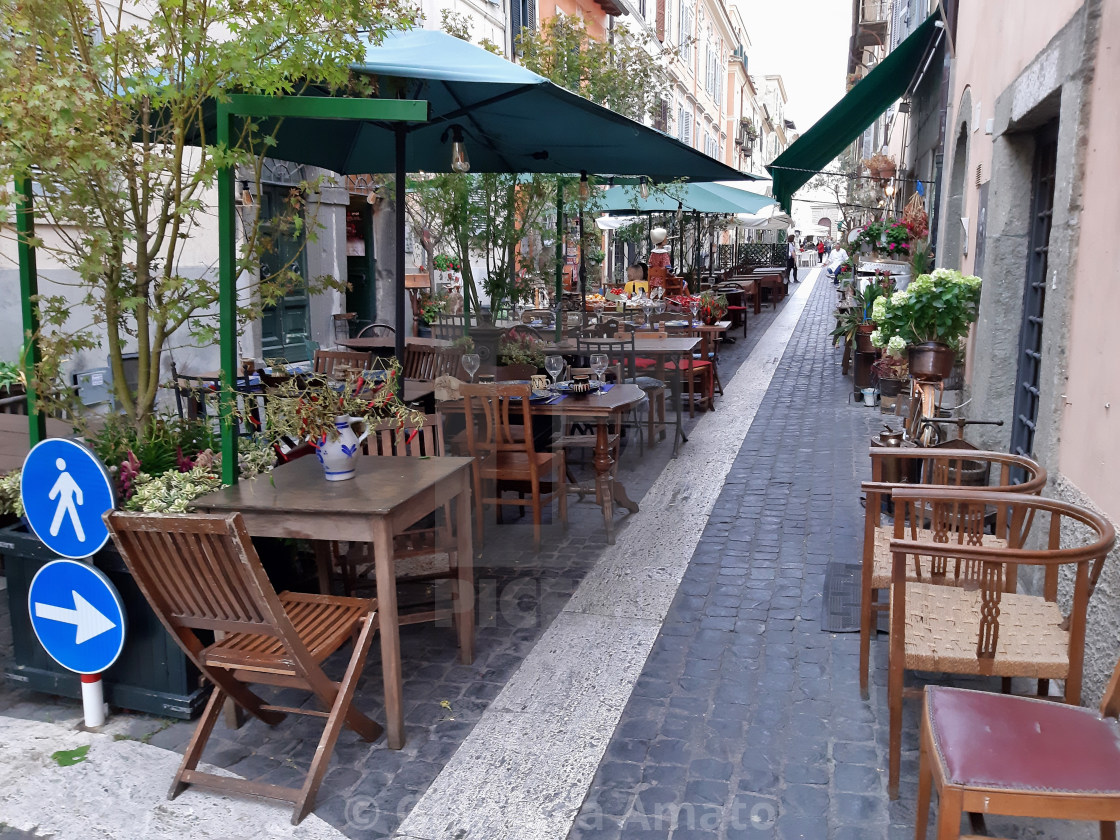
870, 329, 884, 347
871, 298, 887, 322
887, 335, 907, 355
890, 290, 910, 306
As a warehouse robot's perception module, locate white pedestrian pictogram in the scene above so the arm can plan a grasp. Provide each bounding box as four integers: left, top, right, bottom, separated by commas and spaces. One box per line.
48, 457, 85, 542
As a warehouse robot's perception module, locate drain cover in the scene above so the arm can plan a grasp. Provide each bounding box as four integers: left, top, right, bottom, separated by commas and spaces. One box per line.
821, 562, 861, 632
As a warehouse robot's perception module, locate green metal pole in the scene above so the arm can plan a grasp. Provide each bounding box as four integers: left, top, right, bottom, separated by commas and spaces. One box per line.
554, 180, 564, 342
217, 104, 238, 486
15, 176, 46, 446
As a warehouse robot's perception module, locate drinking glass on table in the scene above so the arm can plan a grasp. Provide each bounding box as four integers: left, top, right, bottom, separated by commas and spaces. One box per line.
545, 354, 565, 386
590, 354, 609, 385
461, 353, 480, 383
688, 297, 700, 326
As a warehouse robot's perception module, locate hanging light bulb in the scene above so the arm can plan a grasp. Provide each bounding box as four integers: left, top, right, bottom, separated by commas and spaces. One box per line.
366, 183, 379, 205
883, 181, 895, 198
450, 125, 470, 173
578, 171, 590, 203
640, 176, 650, 199
240, 180, 254, 206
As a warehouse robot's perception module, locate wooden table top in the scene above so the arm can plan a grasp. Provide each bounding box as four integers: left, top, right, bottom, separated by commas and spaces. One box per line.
335, 337, 398, 353
527, 383, 646, 417
555, 336, 701, 355
0, 414, 76, 473
194, 454, 474, 518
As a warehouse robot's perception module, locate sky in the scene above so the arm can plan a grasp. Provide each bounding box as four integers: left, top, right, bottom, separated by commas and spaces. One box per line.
740, 0, 851, 133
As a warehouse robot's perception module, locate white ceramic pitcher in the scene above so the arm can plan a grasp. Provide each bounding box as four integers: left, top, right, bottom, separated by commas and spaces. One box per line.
315, 416, 370, 481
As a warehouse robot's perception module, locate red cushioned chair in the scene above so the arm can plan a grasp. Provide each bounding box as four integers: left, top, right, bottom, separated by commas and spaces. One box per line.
917, 655, 1120, 839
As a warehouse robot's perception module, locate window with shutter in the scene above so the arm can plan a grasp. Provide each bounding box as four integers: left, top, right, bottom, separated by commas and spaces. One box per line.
683, 112, 692, 145
526, 0, 536, 31
656, 0, 665, 41
510, 0, 521, 44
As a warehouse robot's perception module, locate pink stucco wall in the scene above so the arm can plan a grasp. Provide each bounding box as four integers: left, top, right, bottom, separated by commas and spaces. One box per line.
1058, 0, 1120, 519
948, 0, 1084, 276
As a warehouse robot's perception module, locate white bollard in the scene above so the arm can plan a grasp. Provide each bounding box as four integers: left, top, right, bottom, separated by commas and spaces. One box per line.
80, 674, 106, 727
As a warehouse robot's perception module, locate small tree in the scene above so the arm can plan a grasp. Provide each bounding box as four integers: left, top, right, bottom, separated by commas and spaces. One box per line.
0, 0, 416, 434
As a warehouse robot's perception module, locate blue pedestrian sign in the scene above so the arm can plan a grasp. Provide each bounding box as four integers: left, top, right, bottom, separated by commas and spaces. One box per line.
28, 559, 126, 674
21, 438, 116, 559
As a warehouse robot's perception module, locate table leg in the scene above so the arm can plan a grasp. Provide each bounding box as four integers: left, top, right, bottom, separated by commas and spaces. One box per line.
454, 474, 475, 665
313, 541, 333, 595
669, 353, 688, 457
372, 519, 404, 750
593, 419, 617, 544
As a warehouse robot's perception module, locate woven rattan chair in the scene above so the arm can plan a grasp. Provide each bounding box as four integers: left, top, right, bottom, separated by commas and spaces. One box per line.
916, 657, 1120, 840
859, 449, 1047, 698
104, 511, 380, 824
460, 382, 567, 550
885, 487, 1115, 799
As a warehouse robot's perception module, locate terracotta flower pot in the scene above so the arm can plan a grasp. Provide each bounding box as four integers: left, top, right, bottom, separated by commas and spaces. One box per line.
908, 341, 956, 381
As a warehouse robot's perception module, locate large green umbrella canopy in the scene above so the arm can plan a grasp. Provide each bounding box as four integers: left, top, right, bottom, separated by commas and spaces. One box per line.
598, 181, 776, 214
249, 29, 758, 181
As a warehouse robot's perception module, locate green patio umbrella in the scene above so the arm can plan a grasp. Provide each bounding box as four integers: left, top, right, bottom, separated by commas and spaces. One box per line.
598, 181, 776, 214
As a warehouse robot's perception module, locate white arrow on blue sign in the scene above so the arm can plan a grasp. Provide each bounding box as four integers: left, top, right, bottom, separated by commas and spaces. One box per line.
20, 438, 115, 559
28, 559, 126, 674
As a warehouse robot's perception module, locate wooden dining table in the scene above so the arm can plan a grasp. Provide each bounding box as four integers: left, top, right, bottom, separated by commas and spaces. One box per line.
192, 454, 475, 751
440, 383, 646, 544
552, 336, 700, 456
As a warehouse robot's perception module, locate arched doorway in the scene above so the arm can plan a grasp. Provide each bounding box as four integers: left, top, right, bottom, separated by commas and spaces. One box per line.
942, 90, 972, 268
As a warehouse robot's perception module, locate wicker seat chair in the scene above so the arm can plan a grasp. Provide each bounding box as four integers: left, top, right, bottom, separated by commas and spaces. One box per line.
917, 655, 1120, 840
858, 449, 1047, 698
884, 487, 1115, 799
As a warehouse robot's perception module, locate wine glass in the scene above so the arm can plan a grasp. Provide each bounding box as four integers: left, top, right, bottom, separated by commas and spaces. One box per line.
590, 353, 608, 385
688, 297, 700, 327
462, 353, 480, 383
545, 354, 565, 386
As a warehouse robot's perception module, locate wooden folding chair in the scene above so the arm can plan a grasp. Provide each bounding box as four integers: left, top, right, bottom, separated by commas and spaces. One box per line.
104, 511, 381, 825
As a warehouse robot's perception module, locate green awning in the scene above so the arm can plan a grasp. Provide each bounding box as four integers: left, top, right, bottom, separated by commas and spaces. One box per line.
766, 11, 943, 211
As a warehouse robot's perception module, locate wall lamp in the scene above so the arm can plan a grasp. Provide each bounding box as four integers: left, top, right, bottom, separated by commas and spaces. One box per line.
240, 180, 254, 206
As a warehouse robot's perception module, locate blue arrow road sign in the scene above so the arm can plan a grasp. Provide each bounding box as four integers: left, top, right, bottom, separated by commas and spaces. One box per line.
28, 559, 126, 674
20, 438, 115, 559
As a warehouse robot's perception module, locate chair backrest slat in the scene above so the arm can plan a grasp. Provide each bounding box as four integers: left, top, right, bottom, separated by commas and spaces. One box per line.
313, 349, 374, 378
106, 513, 289, 637
460, 383, 535, 457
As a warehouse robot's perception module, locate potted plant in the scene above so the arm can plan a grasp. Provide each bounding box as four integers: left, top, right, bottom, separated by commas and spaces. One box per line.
0, 414, 278, 718
262, 360, 423, 481
858, 220, 885, 255
882, 220, 911, 259
871, 352, 909, 397
417, 289, 449, 338
696, 291, 728, 325
871, 269, 983, 380
496, 330, 546, 380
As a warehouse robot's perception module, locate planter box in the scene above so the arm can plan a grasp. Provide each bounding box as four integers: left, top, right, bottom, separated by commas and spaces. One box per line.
1, 523, 208, 719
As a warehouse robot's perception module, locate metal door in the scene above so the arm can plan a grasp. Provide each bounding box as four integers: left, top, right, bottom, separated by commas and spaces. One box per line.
1009, 123, 1059, 459
259, 185, 311, 361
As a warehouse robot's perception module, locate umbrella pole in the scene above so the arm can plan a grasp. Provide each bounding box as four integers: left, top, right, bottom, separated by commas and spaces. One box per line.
554, 180, 563, 342
15, 175, 45, 447
394, 127, 406, 393
578, 208, 586, 319
693, 210, 700, 288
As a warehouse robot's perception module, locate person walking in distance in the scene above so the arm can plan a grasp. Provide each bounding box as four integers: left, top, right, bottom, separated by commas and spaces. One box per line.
816, 240, 825, 264
785, 235, 798, 283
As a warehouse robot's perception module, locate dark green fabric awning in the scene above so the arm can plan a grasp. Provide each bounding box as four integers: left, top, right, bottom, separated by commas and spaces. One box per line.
766, 11, 943, 211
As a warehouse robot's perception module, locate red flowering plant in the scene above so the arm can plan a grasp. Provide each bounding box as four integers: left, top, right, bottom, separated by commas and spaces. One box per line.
263, 358, 424, 449
695, 291, 728, 325
882, 220, 911, 257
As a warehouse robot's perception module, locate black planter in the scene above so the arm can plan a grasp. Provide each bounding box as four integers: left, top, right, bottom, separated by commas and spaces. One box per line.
1, 523, 208, 719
